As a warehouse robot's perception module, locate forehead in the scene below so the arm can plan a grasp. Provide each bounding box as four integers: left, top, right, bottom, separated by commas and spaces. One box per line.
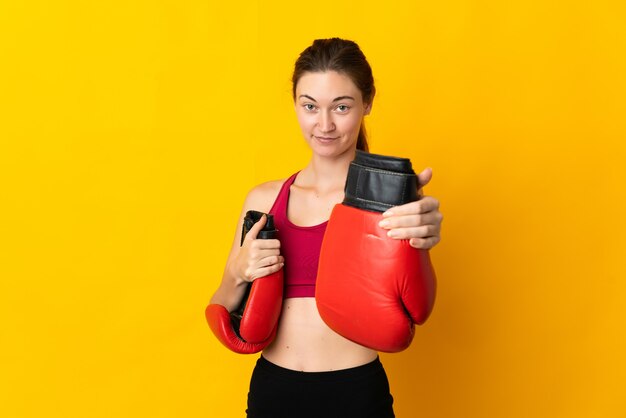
295, 71, 362, 100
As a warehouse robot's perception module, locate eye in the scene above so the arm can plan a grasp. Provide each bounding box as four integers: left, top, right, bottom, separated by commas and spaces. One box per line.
303, 103, 316, 111
336, 104, 350, 113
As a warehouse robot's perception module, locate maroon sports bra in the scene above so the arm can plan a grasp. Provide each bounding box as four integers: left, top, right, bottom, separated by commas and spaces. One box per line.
268, 172, 328, 298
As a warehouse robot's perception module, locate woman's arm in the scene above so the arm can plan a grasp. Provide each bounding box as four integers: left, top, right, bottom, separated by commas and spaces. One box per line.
209, 183, 284, 312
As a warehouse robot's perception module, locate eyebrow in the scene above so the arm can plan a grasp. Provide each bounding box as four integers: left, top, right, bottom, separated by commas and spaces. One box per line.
298, 94, 355, 102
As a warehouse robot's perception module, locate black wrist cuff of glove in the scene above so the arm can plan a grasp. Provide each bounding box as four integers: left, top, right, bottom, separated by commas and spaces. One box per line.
240, 210, 277, 245
343, 150, 419, 213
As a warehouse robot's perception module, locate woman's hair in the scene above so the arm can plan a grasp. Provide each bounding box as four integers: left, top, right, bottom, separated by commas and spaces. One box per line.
292, 38, 375, 152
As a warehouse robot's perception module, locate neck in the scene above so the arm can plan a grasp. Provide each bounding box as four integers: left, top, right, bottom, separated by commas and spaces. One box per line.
298, 147, 357, 192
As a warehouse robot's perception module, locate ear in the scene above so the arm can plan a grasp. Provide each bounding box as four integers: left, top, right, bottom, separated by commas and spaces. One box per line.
364, 102, 373, 115
364, 90, 375, 115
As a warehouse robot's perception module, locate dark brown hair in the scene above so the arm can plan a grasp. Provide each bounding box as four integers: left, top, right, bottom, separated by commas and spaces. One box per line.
292, 38, 375, 152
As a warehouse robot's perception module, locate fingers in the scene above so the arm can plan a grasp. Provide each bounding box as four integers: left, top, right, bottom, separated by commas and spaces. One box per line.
241, 215, 284, 282
243, 215, 281, 250
378, 195, 443, 249
379, 211, 442, 230
417, 167, 433, 189
256, 255, 285, 269
244, 214, 268, 241
382, 196, 440, 217
247, 239, 281, 263
384, 224, 439, 239
248, 246, 281, 263
245, 264, 284, 282
409, 235, 441, 250
245, 255, 285, 282
249, 238, 281, 251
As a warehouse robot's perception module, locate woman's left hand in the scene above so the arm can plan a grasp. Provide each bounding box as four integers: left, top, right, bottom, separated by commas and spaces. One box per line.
377, 167, 443, 250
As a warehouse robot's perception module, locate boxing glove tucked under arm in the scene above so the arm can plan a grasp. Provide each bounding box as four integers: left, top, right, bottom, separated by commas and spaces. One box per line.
205, 211, 283, 354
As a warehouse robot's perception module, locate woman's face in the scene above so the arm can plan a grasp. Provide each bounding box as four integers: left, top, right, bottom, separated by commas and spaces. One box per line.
294, 71, 371, 158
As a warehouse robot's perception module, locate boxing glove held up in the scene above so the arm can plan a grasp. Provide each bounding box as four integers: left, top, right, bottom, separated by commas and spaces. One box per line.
316, 150, 437, 353
205, 211, 283, 354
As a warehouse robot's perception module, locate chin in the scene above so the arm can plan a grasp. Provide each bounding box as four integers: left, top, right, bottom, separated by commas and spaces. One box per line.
311, 144, 355, 159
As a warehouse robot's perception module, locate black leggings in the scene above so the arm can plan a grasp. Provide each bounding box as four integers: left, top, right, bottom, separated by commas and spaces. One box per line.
246, 355, 395, 418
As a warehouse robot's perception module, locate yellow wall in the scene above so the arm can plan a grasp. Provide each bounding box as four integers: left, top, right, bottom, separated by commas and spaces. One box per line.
1, 1, 624, 417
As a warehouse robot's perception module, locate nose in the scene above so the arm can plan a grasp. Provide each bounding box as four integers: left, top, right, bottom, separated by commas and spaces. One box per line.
317, 111, 335, 133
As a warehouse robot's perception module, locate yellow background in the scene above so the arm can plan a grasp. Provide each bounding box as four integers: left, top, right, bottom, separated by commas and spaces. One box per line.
1, 1, 624, 417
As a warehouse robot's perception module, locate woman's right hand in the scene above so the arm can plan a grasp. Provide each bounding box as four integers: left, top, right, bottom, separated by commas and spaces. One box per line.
232, 214, 284, 284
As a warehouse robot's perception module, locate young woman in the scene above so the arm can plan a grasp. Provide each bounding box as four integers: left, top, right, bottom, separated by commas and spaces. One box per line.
209, 38, 443, 418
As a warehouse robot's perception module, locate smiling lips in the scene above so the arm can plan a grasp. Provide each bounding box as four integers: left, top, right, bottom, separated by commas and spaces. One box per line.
315, 136, 339, 141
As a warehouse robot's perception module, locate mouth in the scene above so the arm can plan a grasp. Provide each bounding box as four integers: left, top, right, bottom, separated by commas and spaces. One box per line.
315, 136, 339, 142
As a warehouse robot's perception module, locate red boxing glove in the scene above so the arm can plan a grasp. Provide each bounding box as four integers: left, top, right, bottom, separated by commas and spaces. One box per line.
205, 211, 283, 354
316, 151, 437, 353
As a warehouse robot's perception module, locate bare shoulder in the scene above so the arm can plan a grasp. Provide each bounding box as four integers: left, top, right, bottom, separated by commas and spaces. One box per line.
243, 178, 287, 214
